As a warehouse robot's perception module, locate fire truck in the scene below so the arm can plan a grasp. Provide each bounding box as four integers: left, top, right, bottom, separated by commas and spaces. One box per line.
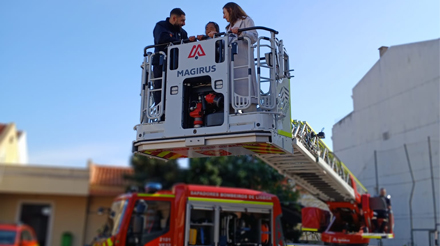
92, 184, 284, 246
126, 26, 394, 245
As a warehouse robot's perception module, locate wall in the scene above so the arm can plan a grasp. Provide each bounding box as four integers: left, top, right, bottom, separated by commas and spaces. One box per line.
332, 39, 440, 246
16, 131, 28, 164
0, 193, 88, 246
0, 164, 129, 246
0, 123, 19, 164
0, 165, 89, 195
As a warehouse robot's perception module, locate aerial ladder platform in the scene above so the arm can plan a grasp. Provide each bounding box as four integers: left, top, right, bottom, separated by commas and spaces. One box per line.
132, 26, 394, 244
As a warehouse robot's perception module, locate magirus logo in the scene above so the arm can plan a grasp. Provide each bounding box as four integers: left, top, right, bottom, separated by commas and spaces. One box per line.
188, 44, 206, 59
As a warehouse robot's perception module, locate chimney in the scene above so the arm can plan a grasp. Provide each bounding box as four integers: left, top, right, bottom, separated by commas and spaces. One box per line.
378, 46, 389, 57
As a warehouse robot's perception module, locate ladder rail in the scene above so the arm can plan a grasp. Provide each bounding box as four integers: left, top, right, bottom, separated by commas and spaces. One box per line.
140, 56, 148, 124
291, 120, 368, 194
231, 36, 253, 111
256, 36, 277, 110
145, 51, 166, 120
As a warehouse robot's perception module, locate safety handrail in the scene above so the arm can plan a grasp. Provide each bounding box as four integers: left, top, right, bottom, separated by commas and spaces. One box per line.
139, 51, 167, 122
231, 36, 253, 111
140, 56, 148, 123
239, 26, 279, 34
256, 36, 276, 110
215, 26, 279, 37
143, 39, 192, 57
142, 25, 278, 57
141, 26, 281, 116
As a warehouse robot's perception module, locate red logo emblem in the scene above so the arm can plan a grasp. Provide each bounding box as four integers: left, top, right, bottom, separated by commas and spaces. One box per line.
188, 44, 206, 59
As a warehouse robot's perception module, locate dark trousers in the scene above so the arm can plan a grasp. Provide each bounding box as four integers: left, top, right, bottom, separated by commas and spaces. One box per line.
373, 211, 388, 232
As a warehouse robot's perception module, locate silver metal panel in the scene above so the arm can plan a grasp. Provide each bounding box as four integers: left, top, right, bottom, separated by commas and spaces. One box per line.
185, 137, 205, 147
136, 132, 271, 150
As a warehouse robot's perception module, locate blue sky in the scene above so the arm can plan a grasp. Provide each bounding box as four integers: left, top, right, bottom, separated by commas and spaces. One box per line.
1, 0, 439, 167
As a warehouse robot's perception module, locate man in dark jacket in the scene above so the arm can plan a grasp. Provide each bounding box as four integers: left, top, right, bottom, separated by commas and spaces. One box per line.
373, 188, 392, 232
152, 8, 195, 115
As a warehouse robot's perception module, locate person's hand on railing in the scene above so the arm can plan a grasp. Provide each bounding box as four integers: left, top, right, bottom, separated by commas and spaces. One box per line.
230, 27, 240, 35
207, 30, 218, 38
188, 36, 196, 42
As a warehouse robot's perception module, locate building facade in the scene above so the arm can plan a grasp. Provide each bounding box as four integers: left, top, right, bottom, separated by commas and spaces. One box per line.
0, 123, 28, 164
332, 39, 440, 245
0, 161, 133, 246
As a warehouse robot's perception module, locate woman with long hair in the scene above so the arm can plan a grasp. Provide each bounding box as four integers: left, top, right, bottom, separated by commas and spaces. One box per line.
222, 2, 258, 112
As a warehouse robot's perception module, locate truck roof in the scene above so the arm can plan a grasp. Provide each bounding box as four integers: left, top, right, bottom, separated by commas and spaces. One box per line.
114, 184, 277, 203
185, 184, 270, 193
184, 184, 276, 201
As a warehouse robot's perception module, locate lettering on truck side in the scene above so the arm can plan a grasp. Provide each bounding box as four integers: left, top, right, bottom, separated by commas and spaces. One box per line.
177, 65, 217, 77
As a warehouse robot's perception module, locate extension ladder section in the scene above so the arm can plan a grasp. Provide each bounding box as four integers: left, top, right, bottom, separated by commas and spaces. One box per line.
257, 120, 366, 202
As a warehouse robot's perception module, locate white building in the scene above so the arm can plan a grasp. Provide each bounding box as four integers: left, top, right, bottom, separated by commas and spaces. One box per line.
0, 123, 28, 164
332, 39, 439, 246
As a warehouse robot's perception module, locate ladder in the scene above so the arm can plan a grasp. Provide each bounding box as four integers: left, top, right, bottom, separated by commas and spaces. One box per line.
259, 120, 366, 202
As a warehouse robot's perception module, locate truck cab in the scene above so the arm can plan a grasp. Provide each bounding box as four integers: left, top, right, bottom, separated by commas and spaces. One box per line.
92, 184, 285, 246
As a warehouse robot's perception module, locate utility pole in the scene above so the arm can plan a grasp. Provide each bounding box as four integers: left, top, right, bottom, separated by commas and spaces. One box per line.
405, 143, 415, 246
428, 136, 438, 243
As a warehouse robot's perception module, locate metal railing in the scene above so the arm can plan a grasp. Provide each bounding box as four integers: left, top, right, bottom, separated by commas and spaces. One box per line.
229, 27, 280, 112
230, 36, 253, 111
256, 36, 276, 110
139, 26, 287, 122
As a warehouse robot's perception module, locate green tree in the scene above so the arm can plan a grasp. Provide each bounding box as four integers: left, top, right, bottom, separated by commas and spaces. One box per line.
183, 157, 222, 185
125, 154, 184, 189
188, 155, 299, 203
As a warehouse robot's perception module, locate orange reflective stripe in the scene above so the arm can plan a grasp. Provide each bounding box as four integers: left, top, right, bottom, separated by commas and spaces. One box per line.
144, 150, 187, 159
243, 143, 285, 154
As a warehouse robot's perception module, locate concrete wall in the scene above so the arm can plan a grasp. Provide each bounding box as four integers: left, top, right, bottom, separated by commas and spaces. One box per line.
0, 193, 88, 246
332, 39, 440, 245
16, 131, 28, 164
0, 165, 89, 195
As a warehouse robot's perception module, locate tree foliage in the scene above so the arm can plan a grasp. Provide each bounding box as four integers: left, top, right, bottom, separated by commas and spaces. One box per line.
183, 157, 222, 186
187, 155, 299, 203
125, 154, 184, 189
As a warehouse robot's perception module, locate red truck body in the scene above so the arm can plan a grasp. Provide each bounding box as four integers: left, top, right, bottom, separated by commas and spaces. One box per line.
92, 184, 285, 246
302, 177, 394, 245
